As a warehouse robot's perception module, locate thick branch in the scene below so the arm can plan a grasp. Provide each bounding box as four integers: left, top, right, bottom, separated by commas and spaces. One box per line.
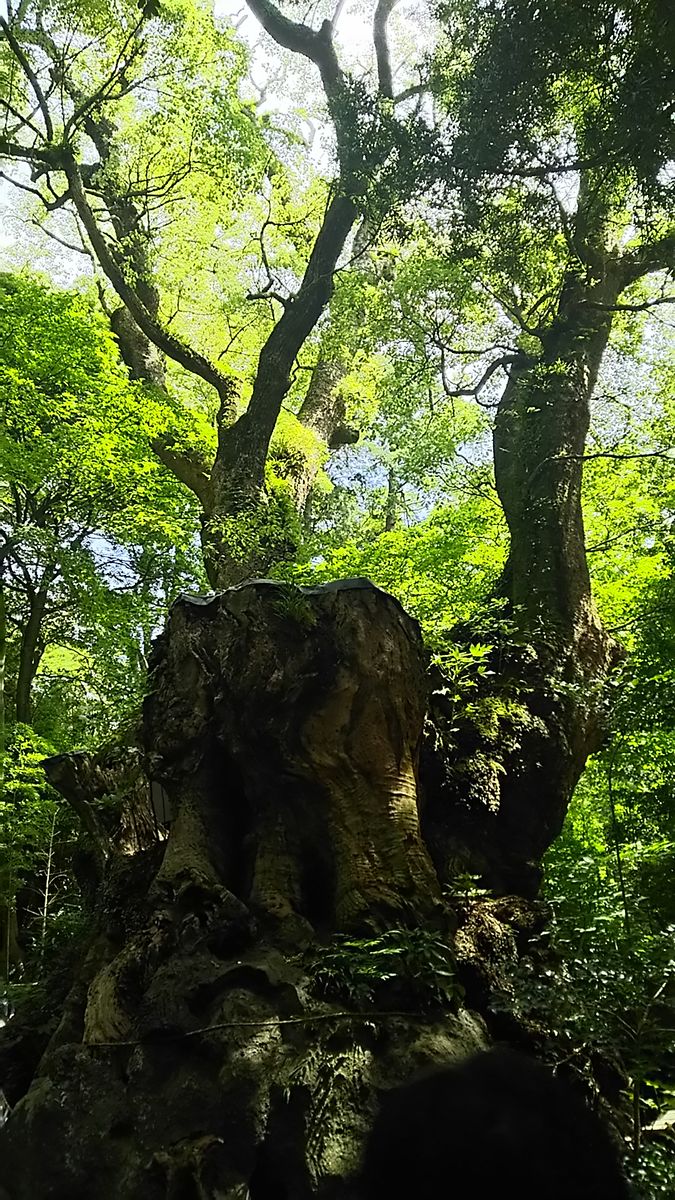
440, 353, 523, 399
373, 0, 398, 100
558, 449, 675, 464
243, 0, 341, 98
620, 227, 675, 286
393, 81, 427, 106
0, 136, 57, 166
585, 294, 675, 314
42, 753, 111, 870
61, 152, 237, 412
227, 191, 357, 476
150, 440, 214, 510
0, 17, 53, 140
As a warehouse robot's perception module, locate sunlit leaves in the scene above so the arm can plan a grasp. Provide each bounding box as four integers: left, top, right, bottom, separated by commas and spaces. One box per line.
0, 273, 204, 745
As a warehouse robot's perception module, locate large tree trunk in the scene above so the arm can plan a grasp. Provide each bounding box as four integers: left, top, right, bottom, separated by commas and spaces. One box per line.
494, 270, 619, 656
0, 580, 523, 1198
421, 269, 624, 897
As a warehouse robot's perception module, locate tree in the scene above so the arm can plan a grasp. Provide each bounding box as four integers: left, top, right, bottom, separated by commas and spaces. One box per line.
0, 0, 438, 585
0, 3, 673, 1196
413, 0, 675, 890
0, 272, 200, 731
0, 272, 202, 977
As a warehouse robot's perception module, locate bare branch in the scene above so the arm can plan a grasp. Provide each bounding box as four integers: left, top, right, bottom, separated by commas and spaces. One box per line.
64, 15, 146, 135
561, 449, 675, 464
0, 168, 69, 210
247, 288, 289, 308
30, 216, 93, 258
0, 95, 43, 138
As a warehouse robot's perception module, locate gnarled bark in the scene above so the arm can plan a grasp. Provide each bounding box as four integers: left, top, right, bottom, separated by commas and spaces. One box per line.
2, 576, 634, 1196
0, 580, 500, 1199
144, 580, 440, 926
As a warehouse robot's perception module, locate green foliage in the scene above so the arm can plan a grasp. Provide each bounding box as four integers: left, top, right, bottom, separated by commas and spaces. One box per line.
0, 724, 83, 976
331, 75, 449, 221
269, 584, 318, 630
0, 725, 58, 835
437, 0, 674, 209
531, 739, 675, 1191
306, 927, 462, 1009
0, 273, 203, 744
207, 467, 302, 579
269, 410, 327, 486
630, 1141, 675, 1199
291, 494, 506, 639
0, 273, 194, 544
0, 8, 674, 1191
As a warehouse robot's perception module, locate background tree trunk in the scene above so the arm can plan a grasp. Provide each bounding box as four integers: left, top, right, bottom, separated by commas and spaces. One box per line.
15, 578, 50, 726
493, 268, 620, 659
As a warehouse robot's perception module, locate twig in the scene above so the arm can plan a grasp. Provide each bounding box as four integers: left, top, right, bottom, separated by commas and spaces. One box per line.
84, 1008, 431, 1049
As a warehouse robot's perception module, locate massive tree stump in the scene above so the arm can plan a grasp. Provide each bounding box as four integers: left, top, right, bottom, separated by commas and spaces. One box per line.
1, 579, 610, 1197
144, 580, 441, 933
0, 581, 490, 1199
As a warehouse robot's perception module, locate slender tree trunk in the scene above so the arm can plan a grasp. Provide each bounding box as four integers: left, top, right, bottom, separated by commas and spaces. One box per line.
0, 574, 23, 982
39, 811, 57, 964
105, 184, 358, 591
0, 862, 22, 983
384, 467, 399, 532
0, 571, 6, 787
15, 580, 50, 725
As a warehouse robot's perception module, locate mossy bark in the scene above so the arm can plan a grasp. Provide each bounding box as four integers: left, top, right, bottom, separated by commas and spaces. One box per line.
0, 581, 499, 1199
419, 266, 625, 897
0, 579, 616, 1195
